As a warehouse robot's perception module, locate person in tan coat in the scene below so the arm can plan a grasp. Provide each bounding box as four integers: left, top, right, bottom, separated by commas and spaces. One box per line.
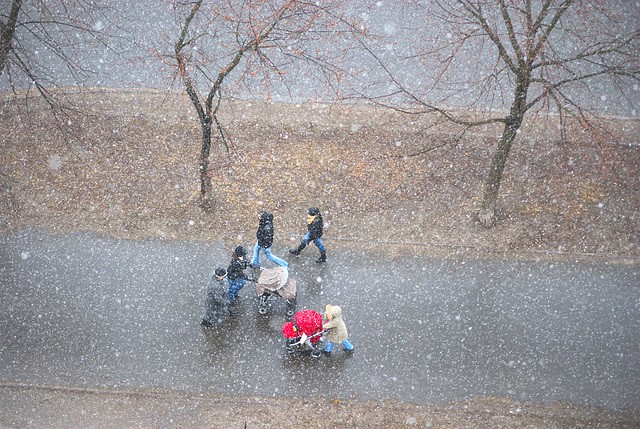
322, 304, 354, 354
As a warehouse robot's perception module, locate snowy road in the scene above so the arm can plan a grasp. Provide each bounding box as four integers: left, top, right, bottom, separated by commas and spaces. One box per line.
1, 228, 638, 410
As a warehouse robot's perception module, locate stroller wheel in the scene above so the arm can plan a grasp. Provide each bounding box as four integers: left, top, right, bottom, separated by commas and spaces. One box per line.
311, 349, 322, 358
258, 306, 267, 315
285, 298, 296, 317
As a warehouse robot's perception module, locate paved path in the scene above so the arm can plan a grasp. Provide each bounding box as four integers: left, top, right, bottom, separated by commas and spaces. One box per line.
1, 228, 638, 409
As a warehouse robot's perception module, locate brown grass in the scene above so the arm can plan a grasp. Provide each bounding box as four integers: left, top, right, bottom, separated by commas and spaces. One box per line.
1, 89, 639, 261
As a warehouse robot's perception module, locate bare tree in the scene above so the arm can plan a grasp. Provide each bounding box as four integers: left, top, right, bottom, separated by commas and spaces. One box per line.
0, 0, 21, 75
355, 0, 640, 227
1, 0, 117, 124
167, 0, 360, 206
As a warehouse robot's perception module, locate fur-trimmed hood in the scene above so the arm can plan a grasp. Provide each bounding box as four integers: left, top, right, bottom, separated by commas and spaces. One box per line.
323, 304, 348, 342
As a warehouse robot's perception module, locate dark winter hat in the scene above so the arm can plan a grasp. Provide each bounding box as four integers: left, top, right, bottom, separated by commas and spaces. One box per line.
214, 268, 227, 278
235, 245, 247, 256
308, 207, 320, 216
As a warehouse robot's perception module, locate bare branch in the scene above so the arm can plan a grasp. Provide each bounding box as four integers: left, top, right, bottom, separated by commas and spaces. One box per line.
497, 0, 525, 67
460, 0, 519, 74
0, 0, 22, 74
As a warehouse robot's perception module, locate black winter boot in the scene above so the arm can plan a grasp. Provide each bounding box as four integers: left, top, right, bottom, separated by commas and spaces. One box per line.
315, 250, 326, 263
289, 243, 306, 255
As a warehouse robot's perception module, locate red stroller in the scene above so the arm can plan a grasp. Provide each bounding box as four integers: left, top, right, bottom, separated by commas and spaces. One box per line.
282, 310, 324, 358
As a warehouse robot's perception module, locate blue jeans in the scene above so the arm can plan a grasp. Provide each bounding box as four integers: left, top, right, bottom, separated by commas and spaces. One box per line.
302, 232, 325, 252
251, 242, 288, 267
324, 339, 353, 352
227, 278, 246, 303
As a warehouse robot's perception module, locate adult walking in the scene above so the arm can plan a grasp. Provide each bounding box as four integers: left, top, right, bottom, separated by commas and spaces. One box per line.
200, 268, 231, 328
289, 206, 326, 263
251, 211, 288, 268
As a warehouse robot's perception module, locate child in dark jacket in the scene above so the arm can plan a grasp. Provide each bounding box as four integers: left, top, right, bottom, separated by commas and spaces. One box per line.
289, 207, 326, 263
227, 246, 251, 311
251, 211, 288, 268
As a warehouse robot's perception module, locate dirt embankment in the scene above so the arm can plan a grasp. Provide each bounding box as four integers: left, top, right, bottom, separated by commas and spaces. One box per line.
2, 382, 639, 429
2, 90, 639, 262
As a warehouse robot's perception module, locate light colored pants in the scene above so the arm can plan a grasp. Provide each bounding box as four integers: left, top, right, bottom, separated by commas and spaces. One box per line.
252, 242, 288, 267
302, 232, 325, 252
227, 278, 245, 303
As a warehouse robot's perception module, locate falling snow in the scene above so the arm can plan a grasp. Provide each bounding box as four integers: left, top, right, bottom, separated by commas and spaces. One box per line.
1, 0, 639, 427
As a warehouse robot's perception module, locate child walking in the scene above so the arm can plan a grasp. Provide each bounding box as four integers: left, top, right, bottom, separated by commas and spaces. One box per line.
226, 245, 251, 313
322, 304, 354, 354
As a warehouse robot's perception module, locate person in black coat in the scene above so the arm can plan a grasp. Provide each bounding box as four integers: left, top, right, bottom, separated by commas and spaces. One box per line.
227, 246, 251, 311
289, 206, 326, 263
201, 267, 231, 328
251, 211, 288, 268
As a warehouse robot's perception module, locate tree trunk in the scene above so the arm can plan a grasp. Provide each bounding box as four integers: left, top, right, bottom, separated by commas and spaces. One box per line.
199, 113, 213, 206
478, 115, 522, 227
0, 0, 22, 74
478, 68, 530, 228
